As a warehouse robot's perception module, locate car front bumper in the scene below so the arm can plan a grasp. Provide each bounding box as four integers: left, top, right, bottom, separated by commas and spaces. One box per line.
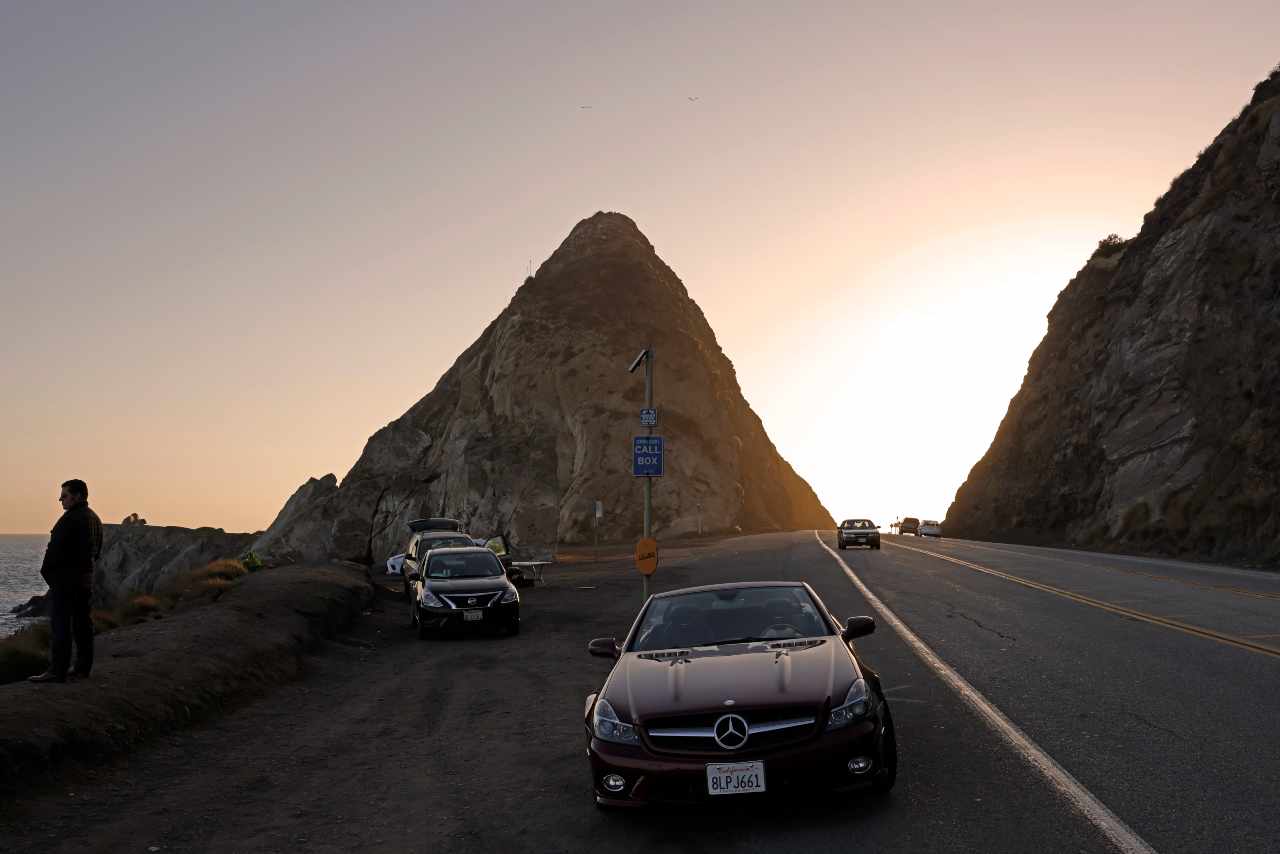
839, 535, 880, 547
588, 716, 889, 806
418, 601, 519, 631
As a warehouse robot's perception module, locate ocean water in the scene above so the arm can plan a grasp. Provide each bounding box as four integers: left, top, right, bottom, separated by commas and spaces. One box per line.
0, 534, 48, 638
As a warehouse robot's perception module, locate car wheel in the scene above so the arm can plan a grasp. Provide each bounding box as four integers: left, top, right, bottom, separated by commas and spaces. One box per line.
838, 541, 846, 550
873, 543, 881, 550
417, 610, 431, 640
871, 710, 898, 795
509, 620, 521, 636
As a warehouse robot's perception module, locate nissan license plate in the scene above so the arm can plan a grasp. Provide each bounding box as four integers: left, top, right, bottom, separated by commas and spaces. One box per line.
706, 761, 765, 795
463, 610, 483, 622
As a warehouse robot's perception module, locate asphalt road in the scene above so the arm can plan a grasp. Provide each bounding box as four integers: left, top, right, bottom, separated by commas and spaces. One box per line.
2, 531, 1276, 853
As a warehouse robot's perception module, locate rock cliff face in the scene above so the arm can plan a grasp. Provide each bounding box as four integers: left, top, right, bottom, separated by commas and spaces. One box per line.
253, 212, 833, 565
95, 525, 256, 604
946, 67, 1280, 567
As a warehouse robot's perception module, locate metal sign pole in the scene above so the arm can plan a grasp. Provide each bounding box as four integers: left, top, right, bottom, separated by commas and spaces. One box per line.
644, 348, 653, 539
643, 348, 653, 601
629, 347, 658, 603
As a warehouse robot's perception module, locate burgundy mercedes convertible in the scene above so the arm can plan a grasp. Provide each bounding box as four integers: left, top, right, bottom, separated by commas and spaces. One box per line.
584, 581, 897, 807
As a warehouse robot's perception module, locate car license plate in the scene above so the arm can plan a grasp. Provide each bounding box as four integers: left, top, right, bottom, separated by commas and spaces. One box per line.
463, 610, 483, 622
706, 761, 765, 795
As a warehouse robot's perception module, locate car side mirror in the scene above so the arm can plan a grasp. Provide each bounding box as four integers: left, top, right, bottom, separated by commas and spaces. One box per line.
406, 570, 421, 583
588, 637, 621, 659
842, 616, 875, 641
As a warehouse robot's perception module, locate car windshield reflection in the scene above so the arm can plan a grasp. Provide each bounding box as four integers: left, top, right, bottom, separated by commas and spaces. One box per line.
630, 587, 830, 651
426, 552, 504, 579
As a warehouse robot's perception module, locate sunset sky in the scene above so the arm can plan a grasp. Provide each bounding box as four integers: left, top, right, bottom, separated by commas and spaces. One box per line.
3, 3, 1277, 536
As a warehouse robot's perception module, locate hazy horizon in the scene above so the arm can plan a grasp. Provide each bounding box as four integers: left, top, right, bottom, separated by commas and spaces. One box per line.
3, 3, 1278, 537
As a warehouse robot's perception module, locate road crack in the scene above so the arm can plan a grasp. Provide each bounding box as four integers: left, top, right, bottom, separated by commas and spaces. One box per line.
947, 608, 1018, 643
1123, 709, 1187, 742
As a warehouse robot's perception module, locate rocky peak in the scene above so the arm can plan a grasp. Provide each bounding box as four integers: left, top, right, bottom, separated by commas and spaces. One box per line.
253, 213, 832, 566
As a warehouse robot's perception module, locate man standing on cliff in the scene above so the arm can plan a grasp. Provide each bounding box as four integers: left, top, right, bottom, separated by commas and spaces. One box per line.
29, 479, 103, 683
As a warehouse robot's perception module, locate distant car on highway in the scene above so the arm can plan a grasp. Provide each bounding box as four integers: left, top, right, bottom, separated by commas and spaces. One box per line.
899, 517, 920, 536
918, 520, 943, 538
838, 519, 881, 550
406, 546, 521, 638
584, 581, 897, 807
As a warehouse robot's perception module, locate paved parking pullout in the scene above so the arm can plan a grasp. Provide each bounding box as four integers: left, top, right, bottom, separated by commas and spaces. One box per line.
10, 531, 1264, 852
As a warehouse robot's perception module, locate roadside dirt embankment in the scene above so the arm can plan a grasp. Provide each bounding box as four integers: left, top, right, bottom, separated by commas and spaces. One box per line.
0, 563, 371, 797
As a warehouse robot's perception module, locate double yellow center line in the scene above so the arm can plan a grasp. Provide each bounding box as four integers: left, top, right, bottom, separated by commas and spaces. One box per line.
886, 540, 1280, 661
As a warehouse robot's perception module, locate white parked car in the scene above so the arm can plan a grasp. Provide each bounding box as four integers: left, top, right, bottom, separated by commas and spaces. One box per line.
918, 520, 943, 538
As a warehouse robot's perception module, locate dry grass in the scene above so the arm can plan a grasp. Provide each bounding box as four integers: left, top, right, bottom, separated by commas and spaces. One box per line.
161, 560, 246, 605
91, 609, 121, 631
0, 623, 52, 684
189, 559, 249, 583
0, 557, 255, 685
119, 594, 165, 623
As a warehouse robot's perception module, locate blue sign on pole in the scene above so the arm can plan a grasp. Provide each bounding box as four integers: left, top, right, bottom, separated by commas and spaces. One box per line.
633, 436, 664, 477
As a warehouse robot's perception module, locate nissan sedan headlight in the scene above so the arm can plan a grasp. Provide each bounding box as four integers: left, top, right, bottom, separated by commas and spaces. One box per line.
419, 589, 445, 608
592, 699, 640, 745
500, 587, 519, 604
827, 678, 873, 730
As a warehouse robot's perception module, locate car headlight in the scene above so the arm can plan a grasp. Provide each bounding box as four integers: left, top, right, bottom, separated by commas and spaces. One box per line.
592, 698, 640, 745
827, 678, 873, 730
419, 589, 445, 608
500, 587, 519, 604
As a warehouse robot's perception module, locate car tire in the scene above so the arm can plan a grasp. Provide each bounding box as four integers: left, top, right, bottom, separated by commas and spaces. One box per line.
871, 709, 898, 795
509, 620, 521, 636
838, 542, 846, 550
873, 543, 881, 550
417, 611, 431, 640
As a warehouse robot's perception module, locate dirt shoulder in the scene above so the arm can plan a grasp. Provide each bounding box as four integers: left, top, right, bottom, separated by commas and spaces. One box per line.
0, 563, 371, 797
550, 533, 736, 564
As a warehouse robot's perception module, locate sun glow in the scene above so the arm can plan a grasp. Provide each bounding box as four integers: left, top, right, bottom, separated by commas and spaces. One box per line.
751, 220, 1108, 530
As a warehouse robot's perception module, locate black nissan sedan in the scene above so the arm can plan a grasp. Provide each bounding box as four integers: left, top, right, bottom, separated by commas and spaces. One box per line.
583, 581, 896, 807
407, 547, 521, 638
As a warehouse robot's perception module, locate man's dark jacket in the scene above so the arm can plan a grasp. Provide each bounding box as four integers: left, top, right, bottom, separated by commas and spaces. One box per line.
40, 502, 104, 591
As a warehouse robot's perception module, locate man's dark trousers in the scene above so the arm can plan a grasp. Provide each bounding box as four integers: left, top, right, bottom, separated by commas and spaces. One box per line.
48, 585, 94, 677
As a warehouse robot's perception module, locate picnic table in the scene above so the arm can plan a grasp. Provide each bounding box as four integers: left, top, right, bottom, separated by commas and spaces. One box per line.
509, 560, 552, 586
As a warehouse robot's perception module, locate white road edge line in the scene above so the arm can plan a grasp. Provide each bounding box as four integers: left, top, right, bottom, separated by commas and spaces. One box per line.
814, 531, 1158, 854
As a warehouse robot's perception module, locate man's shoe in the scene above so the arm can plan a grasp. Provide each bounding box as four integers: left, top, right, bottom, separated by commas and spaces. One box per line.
28, 671, 66, 683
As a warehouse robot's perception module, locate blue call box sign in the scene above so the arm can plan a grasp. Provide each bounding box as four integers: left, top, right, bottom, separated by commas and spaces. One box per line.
633, 436, 664, 477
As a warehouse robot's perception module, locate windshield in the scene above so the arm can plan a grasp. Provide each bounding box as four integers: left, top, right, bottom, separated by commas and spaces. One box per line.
630, 587, 831, 651
420, 536, 474, 554
842, 519, 874, 529
425, 552, 504, 579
